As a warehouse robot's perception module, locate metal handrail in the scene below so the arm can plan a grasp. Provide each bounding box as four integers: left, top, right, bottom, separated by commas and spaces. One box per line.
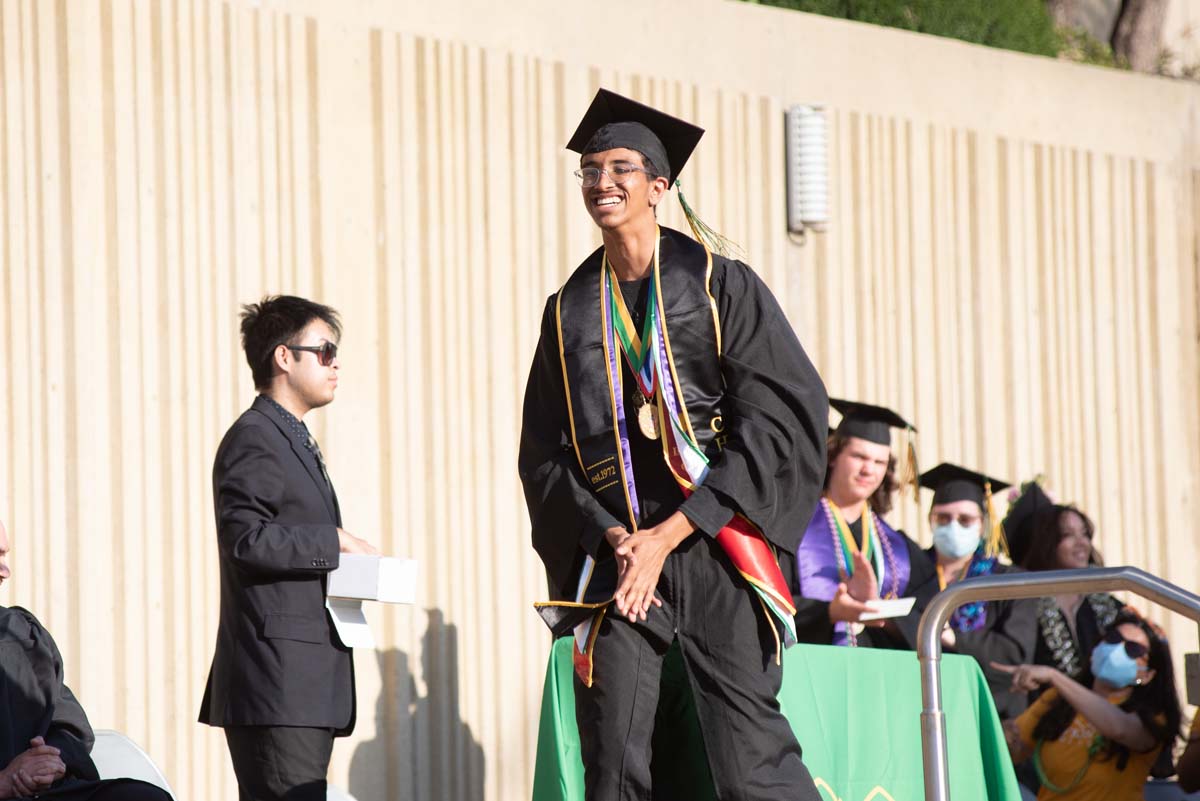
918, 566, 1200, 801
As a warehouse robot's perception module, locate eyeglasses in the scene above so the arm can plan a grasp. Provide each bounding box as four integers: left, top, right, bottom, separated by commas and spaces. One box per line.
573, 164, 653, 188
1102, 629, 1148, 659
931, 513, 982, 527
288, 342, 338, 366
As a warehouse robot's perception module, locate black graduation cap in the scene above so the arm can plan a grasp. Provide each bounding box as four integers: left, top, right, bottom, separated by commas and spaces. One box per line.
921, 463, 1012, 558
829, 398, 915, 446
919, 463, 1011, 507
1003, 479, 1055, 566
566, 89, 704, 184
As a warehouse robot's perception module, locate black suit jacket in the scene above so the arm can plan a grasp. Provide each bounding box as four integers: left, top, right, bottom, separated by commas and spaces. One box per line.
198, 396, 354, 734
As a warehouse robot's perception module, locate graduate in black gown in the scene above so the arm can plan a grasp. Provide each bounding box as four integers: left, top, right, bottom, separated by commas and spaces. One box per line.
520, 89, 827, 801
791, 400, 933, 648
908, 464, 1038, 721
0, 522, 170, 801
1004, 483, 1121, 696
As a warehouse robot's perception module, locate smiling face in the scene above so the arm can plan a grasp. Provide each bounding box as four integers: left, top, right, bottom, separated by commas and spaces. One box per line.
1054, 509, 1094, 570
826, 437, 892, 506
580, 147, 669, 232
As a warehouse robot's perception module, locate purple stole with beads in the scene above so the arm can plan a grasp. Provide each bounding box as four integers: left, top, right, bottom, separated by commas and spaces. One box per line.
796, 499, 912, 646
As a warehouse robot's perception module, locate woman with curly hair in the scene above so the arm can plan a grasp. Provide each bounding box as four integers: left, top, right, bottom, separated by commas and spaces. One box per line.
791, 399, 932, 647
997, 609, 1181, 800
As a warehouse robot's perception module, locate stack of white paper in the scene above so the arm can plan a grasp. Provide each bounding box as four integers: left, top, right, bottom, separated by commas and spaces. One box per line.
325, 555, 418, 649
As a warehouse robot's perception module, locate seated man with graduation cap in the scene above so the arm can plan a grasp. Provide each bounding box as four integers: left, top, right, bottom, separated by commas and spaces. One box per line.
520, 89, 828, 800
908, 463, 1039, 720
793, 400, 933, 647
0, 520, 171, 801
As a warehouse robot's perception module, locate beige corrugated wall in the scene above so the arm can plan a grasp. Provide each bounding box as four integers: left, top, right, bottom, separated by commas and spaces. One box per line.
1, 0, 1198, 799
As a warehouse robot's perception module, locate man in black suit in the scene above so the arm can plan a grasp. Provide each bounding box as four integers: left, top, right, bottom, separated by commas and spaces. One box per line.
199, 295, 377, 801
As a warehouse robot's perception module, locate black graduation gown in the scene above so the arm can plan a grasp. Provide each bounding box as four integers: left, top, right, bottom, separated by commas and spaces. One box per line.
518, 228, 828, 801
1031, 591, 1122, 682
785, 516, 935, 649
518, 227, 829, 600
910, 553, 1040, 720
0, 605, 167, 800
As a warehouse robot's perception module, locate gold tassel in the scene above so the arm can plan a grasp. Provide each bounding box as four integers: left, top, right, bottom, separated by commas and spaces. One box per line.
902, 427, 920, 503
984, 481, 1010, 560
675, 179, 745, 260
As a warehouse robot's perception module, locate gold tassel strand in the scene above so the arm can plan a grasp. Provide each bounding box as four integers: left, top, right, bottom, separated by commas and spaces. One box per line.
984, 480, 1010, 560
675, 179, 744, 260
903, 427, 920, 503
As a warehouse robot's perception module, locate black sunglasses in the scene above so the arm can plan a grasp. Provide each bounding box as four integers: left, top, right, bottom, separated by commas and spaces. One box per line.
1103, 628, 1148, 659
288, 342, 338, 366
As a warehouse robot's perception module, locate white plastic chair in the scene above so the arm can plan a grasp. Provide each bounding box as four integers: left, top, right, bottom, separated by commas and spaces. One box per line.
90, 729, 176, 799
327, 785, 359, 801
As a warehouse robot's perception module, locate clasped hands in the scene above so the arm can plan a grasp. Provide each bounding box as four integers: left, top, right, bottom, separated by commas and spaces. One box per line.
604, 512, 694, 623
0, 737, 66, 798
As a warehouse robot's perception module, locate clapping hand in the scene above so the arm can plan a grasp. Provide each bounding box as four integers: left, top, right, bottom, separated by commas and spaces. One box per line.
845, 551, 879, 602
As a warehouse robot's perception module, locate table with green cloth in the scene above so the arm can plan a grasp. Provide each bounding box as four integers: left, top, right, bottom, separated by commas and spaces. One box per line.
532, 637, 1020, 801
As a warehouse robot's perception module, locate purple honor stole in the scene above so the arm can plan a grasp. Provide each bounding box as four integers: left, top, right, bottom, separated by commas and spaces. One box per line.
796, 499, 912, 646
948, 552, 996, 633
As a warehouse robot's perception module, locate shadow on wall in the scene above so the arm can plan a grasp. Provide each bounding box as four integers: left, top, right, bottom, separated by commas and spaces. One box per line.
349, 610, 485, 801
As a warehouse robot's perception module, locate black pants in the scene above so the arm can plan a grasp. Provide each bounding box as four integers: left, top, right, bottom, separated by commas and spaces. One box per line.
575, 534, 821, 801
224, 726, 334, 801
27, 778, 172, 801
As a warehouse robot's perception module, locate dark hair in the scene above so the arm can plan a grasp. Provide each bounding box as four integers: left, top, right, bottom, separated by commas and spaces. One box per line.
1033, 609, 1182, 770
823, 433, 898, 515
635, 150, 662, 180
1021, 505, 1102, 571
240, 295, 341, 389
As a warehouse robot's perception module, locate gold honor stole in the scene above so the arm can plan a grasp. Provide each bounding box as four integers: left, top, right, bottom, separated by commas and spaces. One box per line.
535, 229, 798, 686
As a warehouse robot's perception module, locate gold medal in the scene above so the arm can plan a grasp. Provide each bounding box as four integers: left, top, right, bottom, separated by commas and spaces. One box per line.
634, 392, 659, 440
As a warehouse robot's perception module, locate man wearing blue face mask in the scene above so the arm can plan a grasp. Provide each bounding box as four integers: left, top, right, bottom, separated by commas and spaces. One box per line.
909, 463, 1039, 721
998, 610, 1182, 801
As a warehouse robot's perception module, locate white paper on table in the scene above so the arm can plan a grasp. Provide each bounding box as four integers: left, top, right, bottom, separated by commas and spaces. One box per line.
326, 598, 375, 649
858, 596, 916, 621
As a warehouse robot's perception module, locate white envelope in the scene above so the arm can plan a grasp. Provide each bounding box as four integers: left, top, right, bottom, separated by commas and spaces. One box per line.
858, 596, 916, 621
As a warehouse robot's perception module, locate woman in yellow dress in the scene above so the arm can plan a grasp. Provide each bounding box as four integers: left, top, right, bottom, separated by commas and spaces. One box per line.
997, 609, 1181, 801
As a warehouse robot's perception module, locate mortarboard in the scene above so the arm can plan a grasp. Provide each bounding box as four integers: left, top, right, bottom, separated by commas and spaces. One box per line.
829, 398, 915, 446
566, 89, 703, 185
1002, 478, 1055, 566
830, 398, 920, 500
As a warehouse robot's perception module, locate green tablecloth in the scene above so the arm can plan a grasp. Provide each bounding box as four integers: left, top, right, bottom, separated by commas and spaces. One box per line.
532, 638, 1021, 801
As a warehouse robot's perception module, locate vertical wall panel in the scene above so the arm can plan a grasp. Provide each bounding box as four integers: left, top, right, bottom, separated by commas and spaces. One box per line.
1, 2, 1198, 800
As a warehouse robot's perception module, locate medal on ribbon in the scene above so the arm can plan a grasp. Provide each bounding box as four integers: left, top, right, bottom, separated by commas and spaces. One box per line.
606, 259, 659, 439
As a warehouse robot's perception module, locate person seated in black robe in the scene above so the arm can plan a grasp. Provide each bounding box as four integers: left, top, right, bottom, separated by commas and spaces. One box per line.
0, 521, 171, 801
909, 463, 1039, 721
790, 400, 933, 648
1004, 484, 1122, 697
